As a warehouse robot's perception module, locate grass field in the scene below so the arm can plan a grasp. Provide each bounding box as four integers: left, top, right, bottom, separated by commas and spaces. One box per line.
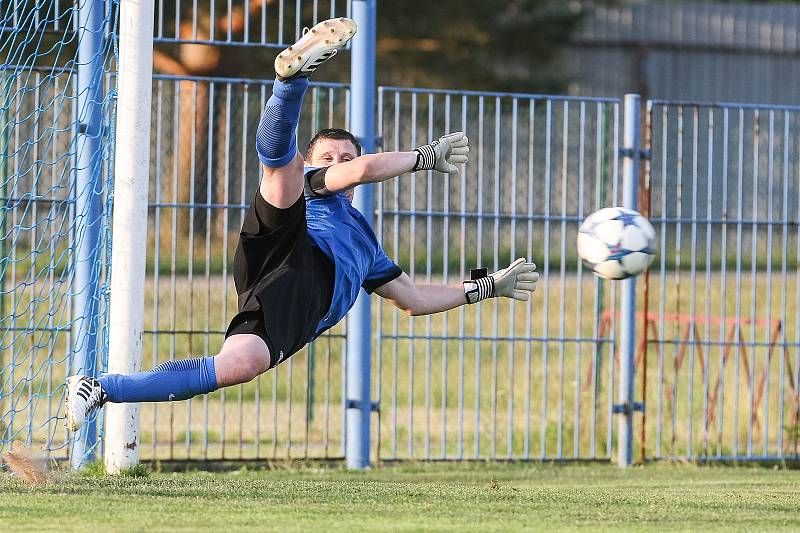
1, 462, 799, 532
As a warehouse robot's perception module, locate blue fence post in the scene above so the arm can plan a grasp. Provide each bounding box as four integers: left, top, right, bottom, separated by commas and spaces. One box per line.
617, 93, 641, 467
346, 0, 377, 469
70, 0, 106, 468
1, 71, 7, 354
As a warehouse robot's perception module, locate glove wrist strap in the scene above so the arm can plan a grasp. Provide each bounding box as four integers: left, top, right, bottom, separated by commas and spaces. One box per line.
413, 142, 437, 171
463, 268, 495, 304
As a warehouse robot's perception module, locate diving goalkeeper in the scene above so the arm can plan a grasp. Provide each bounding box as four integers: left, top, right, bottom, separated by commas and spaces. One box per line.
66, 17, 539, 430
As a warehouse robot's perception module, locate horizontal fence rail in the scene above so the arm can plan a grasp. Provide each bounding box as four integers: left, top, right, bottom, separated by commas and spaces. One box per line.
153, 0, 351, 48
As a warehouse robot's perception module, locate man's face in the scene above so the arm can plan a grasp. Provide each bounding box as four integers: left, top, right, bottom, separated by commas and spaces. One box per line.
306, 138, 359, 202
307, 138, 358, 167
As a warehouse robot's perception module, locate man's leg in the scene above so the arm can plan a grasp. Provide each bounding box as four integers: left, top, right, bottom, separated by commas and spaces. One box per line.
256, 17, 356, 208
213, 334, 271, 386
65, 335, 269, 431
255, 77, 308, 208
99, 335, 269, 401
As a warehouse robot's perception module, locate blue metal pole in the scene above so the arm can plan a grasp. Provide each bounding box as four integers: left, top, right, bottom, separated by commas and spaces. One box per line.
71, 0, 106, 469
346, 0, 376, 469
1, 70, 8, 425
617, 94, 641, 467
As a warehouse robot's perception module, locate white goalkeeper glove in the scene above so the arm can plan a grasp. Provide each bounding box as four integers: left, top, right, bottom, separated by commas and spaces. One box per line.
463, 258, 539, 304
413, 131, 469, 174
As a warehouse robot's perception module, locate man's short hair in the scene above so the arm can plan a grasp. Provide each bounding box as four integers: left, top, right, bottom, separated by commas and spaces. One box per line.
305, 128, 362, 160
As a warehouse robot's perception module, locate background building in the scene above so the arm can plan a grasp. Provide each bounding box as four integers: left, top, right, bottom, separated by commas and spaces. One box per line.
569, 1, 800, 105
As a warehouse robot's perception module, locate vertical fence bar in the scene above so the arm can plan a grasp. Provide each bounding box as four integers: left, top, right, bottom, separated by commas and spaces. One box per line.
375, 86, 385, 460
409, 92, 417, 459
70, 0, 107, 468
491, 96, 500, 460
557, 101, 569, 459
717, 107, 730, 458
702, 108, 714, 457
617, 94, 640, 467
392, 91, 400, 459
441, 93, 451, 459
106, 0, 155, 473
475, 96, 484, 459
540, 100, 552, 459
763, 111, 775, 457
508, 97, 517, 459
346, 0, 376, 469
777, 111, 789, 457
733, 108, 744, 459
575, 101, 586, 459
523, 98, 535, 459
747, 111, 760, 459
457, 94, 467, 460
187, 81, 197, 462
425, 94, 433, 459
0, 70, 7, 400
151, 80, 163, 462
687, 106, 699, 459
591, 102, 604, 458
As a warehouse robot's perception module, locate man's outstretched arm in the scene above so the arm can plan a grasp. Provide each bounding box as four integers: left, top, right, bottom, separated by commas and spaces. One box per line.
374, 258, 539, 317
316, 132, 469, 193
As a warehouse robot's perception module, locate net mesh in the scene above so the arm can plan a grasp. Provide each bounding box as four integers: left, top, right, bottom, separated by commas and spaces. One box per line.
1, 0, 117, 463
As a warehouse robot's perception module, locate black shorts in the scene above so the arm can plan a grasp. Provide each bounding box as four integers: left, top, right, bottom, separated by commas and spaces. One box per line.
225, 190, 334, 368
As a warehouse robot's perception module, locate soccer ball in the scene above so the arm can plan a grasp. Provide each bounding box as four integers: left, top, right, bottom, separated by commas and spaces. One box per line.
577, 207, 656, 280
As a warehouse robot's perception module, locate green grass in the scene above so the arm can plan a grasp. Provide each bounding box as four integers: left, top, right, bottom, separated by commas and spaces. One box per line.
1, 463, 799, 532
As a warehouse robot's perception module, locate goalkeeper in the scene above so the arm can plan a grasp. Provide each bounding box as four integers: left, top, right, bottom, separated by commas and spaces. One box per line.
66, 17, 539, 429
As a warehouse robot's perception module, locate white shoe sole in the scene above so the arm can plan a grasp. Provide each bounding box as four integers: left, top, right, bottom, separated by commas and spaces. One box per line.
274, 17, 357, 79
65, 375, 82, 431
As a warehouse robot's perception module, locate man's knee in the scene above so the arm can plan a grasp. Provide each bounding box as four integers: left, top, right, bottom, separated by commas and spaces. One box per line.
262, 151, 303, 178
259, 153, 304, 208
215, 335, 271, 386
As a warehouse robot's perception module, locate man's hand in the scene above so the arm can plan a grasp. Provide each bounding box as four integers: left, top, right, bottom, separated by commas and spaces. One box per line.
463, 258, 539, 304
413, 131, 469, 174
491, 258, 539, 301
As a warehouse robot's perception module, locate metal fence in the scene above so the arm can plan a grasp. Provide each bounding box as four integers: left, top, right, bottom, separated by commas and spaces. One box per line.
374, 88, 624, 460
138, 83, 800, 463
134, 0, 800, 465
643, 101, 800, 460
4, 0, 800, 467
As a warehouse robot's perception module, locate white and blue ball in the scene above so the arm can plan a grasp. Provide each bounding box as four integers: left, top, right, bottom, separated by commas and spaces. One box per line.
577, 207, 656, 280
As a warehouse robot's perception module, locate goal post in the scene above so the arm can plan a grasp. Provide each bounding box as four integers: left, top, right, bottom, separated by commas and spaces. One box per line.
105, 0, 155, 473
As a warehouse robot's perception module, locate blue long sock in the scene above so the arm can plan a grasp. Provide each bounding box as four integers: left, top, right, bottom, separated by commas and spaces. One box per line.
98, 356, 218, 403
255, 76, 309, 168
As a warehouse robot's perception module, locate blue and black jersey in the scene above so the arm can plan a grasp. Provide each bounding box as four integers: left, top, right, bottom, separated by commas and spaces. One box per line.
226, 166, 402, 366
303, 166, 402, 334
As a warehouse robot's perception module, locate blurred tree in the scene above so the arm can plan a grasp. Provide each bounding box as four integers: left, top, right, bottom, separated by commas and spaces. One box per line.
153, 0, 616, 90
376, 0, 612, 93
152, 1, 275, 245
